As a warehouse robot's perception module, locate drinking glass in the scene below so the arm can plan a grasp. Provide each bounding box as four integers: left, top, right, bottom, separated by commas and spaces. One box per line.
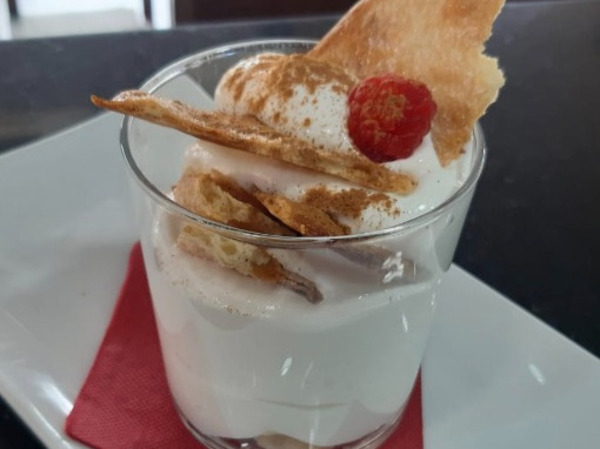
120, 39, 485, 449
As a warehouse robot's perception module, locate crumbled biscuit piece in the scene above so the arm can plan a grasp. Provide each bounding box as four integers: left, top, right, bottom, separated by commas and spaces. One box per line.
178, 225, 322, 303
173, 170, 324, 302
254, 189, 403, 272
255, 191, 349, 237
174, 169, 293, 236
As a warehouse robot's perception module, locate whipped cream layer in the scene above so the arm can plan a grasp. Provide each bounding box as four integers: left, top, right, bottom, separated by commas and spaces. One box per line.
212, 53, 474, 231
216, 53, 357, 155
184, 133, 472, 232
149, 215, 436, 445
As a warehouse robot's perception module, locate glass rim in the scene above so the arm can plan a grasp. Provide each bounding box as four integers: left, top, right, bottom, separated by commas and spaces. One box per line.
120, 38, 486, 249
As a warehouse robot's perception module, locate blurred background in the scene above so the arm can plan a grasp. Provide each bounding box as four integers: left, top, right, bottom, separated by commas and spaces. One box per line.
0, 0, 360, 40
0, 0, 556, 40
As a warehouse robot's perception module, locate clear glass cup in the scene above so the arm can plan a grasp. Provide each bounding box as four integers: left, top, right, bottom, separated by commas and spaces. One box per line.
121, 40, 485, 449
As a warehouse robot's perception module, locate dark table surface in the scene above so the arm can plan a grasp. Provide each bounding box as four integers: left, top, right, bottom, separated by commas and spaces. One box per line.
1, 0, 599, 447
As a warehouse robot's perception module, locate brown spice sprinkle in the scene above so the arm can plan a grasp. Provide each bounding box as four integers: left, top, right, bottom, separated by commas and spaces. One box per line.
221, 53, 357, 118
224, 53, 282, 105
270, 54, 357, 98
174, 169, 294, 236
177, 223, 322, 303
302, 185, 400, 220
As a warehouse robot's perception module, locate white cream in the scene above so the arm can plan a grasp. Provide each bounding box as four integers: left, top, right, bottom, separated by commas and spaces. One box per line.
148, 214, 436, 446
216, 54, 356, 155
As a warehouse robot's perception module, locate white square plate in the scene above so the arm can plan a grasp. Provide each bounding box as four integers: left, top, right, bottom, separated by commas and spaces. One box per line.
1, 113, 599, 449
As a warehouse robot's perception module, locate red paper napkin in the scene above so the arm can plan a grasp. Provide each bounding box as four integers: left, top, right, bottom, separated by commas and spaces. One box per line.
66, 243, 423, 449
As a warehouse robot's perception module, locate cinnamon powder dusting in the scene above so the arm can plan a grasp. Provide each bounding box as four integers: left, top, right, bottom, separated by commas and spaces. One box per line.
302, 185, 399, 220
221, 53, 357, 117
221, 53, 282, 104
271, 54, 356, 99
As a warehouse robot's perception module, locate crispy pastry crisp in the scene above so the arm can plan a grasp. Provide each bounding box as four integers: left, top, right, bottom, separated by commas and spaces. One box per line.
174, 169, 294, 236
172, 170, 329, 302
91, 92, 417, 194
255, 192, 350, 237
177, 224, 323, 303
309, 0, 505, 165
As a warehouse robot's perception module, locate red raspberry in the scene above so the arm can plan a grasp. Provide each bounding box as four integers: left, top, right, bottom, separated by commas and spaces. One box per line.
347, 74, 437, 163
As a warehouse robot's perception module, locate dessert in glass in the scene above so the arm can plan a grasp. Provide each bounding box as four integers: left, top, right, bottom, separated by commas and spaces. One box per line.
93, 1, 505, 447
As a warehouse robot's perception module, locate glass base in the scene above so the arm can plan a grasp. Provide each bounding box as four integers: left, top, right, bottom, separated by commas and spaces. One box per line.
179, 411, 402, 449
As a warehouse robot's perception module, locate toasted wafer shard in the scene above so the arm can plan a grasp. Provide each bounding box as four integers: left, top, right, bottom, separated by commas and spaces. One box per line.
178, 225, 323, 303
255, 192, 349, 237
256, 190, 405, 272
207, 169, 272, 216
91, 92, 417, 194
178, 169, 396, 274
309, 0, 505, 165
174, 169, 294, 236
